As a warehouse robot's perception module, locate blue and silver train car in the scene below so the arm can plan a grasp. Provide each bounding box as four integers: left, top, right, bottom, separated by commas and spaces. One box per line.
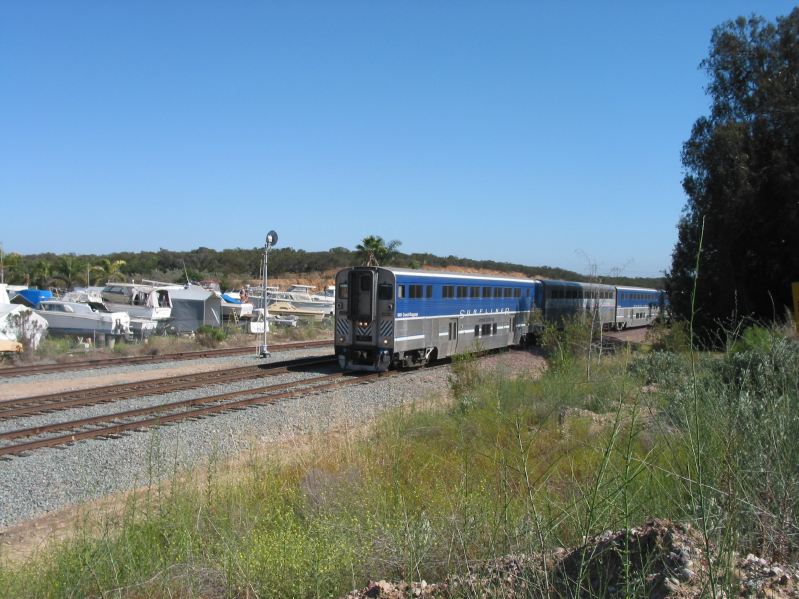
540, 280, 617, 330
613, 286, 663, 330
334, 267, 541, 371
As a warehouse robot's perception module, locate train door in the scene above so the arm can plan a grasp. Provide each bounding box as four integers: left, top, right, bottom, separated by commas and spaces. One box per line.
447, 318, 459, 356
348, 270, 375, 344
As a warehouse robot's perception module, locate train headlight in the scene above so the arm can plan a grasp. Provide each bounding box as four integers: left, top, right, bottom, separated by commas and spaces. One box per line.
383, 339, 388, 344
339, 336, 345, 342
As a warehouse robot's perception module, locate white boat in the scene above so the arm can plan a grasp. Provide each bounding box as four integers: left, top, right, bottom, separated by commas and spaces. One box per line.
36, 300, 131, 340
218, 291, 254, 320
266, 300, 327, 322
101, 283, 173, 320
268, 285, 334, 316
0, 284, 48, 351
62, 289, 158, 338
248, 308, 298, 333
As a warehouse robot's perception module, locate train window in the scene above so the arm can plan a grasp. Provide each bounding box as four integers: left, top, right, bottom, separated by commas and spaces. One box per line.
409, 285, 423, 299
457, 286, 468, 298
514, 288, 521, 298
504, 288, 512, 298
482, 324, 491, 336
474, 325, 480, 337
426, 285, 432, 298
482, 286, 491, 297
360, 276, 371, 291
378, 284, 393, 300
397, 285, 405, 299
443, 285, 454, 299
492, 323, 497, 334
470, 286, 479, 298
338, 283, 349, 299
494, 288, 502, 298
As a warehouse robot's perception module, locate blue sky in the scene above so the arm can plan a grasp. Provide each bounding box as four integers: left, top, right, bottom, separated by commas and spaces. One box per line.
2, 2, 795, 277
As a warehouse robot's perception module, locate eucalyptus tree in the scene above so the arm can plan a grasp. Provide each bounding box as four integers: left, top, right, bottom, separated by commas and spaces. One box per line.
667, 9, 799, 337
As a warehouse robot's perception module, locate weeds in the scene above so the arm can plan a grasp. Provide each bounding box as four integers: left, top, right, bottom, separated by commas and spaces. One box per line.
2, 319, 798, 597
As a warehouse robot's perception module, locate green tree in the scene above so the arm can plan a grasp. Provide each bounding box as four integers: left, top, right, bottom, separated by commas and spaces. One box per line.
667, 9, 799, 338
91, 258, 127, 284
52, 254, 85, 289
355, 235, 402, 266
2, 252, 25, 285
31, 260, 52, 289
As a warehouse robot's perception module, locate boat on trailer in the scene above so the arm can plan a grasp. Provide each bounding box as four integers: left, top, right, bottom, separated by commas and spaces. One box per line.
36, 299, 131, 346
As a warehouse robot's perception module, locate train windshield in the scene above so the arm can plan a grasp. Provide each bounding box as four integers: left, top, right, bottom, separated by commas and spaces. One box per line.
348, 271, 374, 320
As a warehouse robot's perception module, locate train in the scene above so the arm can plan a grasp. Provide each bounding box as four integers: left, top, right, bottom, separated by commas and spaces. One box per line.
333, 266, 667, 371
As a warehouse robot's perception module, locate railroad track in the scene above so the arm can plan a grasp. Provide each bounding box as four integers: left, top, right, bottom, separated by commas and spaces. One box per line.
0, 355, 337, 420
0, 369, 390, 458
0, 339, 333, 379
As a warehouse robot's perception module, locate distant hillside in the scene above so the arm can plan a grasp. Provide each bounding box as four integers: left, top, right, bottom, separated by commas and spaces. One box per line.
6, 246, 664, 289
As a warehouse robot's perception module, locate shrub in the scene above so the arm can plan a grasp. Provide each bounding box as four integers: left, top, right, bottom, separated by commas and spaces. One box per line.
628, 351, 689, 386
195, 325, 227, 348
647, 319, 691, 353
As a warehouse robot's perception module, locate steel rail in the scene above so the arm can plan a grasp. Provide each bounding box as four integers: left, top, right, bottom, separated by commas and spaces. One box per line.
0, 339, 333, 378
0, 373, 343, 441
0, 372, 386, 457
0, 355, 337, 420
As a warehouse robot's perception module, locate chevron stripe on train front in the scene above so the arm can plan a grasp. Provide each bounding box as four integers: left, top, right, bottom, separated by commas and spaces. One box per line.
379, 320, 393, 338
356, 323, 373, 337
336, 319, 351, 337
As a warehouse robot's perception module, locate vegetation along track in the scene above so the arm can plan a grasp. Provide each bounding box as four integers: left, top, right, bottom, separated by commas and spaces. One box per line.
0, 339, 333, 379
0, 367, 406, 458
0, 355, 337, 420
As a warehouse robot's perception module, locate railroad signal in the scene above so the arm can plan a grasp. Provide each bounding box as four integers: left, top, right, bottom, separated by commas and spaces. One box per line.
258, 230, 278, 358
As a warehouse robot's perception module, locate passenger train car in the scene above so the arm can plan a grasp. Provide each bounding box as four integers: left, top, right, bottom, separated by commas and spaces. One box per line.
334, 266, 667, 371
334, 267, 540, 371
613, 286, 665, 330
539, 280, 616, 330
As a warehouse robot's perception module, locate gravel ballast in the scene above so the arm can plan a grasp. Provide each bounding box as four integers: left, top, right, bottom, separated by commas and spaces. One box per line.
0, 349, 451, 529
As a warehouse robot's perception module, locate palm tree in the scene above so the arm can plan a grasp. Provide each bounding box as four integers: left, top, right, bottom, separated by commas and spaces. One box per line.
91, 258, 127, 284
355, 235, 402, 266
31, 260, 52, 289
52, 255, 85, 289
